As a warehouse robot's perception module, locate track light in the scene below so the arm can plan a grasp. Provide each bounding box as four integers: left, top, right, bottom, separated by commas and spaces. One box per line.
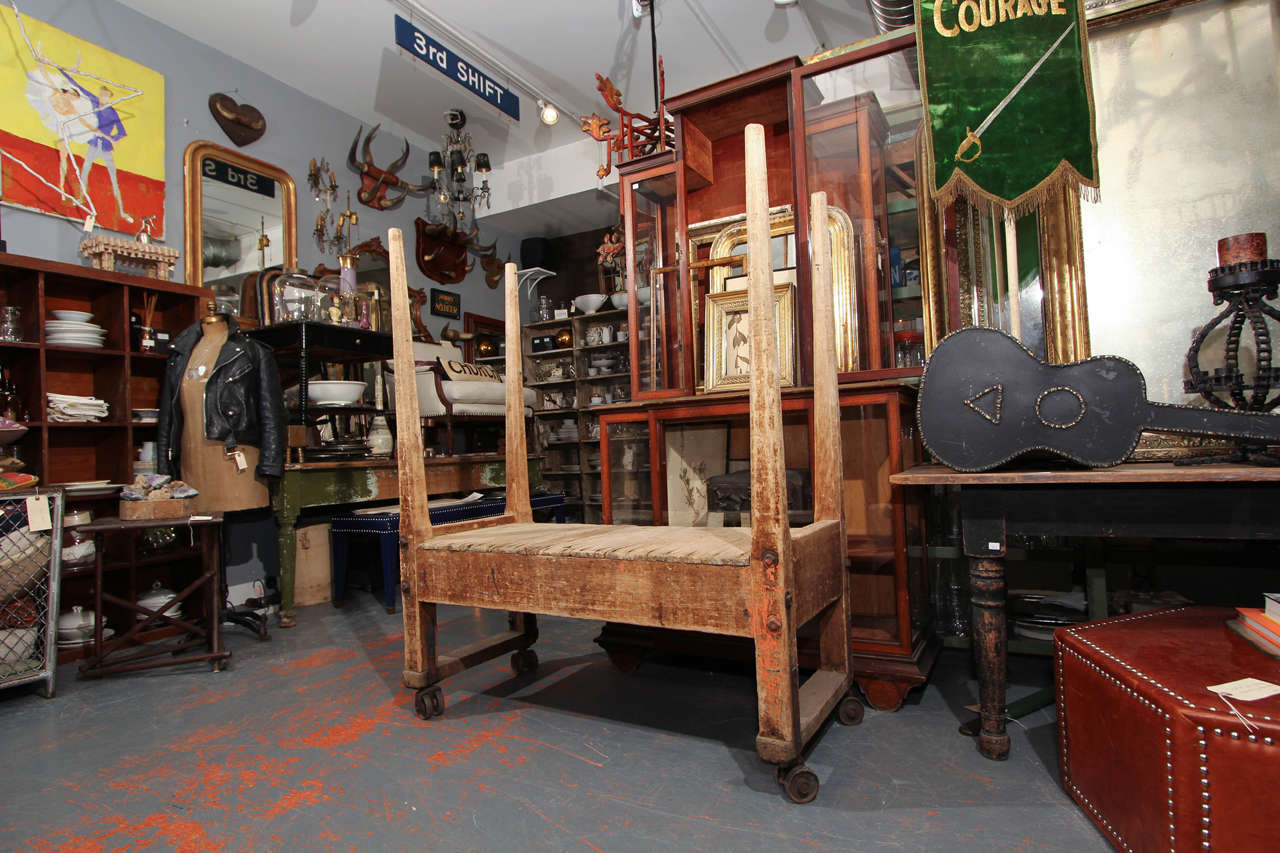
538, 99, 560, 126
774, 0, 799, 7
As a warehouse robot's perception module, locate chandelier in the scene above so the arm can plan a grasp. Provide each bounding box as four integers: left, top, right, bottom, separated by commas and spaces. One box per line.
424, 109, 491, 229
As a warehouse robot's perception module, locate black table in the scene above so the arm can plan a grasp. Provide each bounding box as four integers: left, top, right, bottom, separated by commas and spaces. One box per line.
890, 462, 1280, 761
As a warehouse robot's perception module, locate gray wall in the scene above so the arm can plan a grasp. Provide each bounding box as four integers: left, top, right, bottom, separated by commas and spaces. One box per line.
3, 0, 510, 340
4, 0, 516, 589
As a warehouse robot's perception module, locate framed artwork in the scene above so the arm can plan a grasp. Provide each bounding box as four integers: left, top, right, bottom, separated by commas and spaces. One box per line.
704, 271, 797, 393
0, 9, 166, 236
694, 204, 860, 374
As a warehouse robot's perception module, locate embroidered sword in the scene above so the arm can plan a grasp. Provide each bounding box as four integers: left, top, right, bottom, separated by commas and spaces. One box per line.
955, 21, 1077, 163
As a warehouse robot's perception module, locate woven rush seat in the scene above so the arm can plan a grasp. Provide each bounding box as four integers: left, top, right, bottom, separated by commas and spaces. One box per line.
419, 522, 751, 566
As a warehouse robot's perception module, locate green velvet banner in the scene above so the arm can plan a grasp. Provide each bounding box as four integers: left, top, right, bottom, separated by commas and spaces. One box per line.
916, 0, 1098, 213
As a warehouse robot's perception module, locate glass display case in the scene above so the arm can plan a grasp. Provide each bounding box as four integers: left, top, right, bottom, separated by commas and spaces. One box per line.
797, 41, 925, 377
600, 413, 653, 526
620, 155, 689, 399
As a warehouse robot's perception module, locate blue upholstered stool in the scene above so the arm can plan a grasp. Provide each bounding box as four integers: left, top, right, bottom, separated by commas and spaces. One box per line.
328, 493, 567, 612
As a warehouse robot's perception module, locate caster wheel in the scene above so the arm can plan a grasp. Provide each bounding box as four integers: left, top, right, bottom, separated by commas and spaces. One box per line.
836, 695, 865, 726
780, 764, 819, 804
511, 648, 539, 675
413, 685, 445, 720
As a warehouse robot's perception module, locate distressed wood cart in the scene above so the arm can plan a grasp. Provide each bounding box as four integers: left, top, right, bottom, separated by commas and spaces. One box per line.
388, 125, 859, 802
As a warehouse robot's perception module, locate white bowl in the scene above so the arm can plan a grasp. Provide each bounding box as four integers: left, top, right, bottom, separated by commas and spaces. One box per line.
636, 286, 652, 306
52, 310, 93, 322
610, 292, 629, 310
573, 294, 608, 314
307, 380, 366, 405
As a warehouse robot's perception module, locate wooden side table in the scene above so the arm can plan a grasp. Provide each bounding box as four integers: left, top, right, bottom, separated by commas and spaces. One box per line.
891, 463, 1280, 761
77, 514, 230, 678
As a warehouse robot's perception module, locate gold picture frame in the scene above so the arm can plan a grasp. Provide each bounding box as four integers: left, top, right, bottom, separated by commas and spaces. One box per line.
704, 272, 796, 393
694, 204, 860, 373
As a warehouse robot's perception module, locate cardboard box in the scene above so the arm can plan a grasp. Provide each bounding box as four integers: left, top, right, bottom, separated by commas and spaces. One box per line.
293, 522, 331, 607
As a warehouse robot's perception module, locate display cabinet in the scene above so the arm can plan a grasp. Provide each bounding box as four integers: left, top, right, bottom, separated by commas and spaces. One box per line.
618, 153, 689, 399
599, 42, 940, 703
594, 382, 930, 706
523, 307, 634, 523
0, 252, 212, 661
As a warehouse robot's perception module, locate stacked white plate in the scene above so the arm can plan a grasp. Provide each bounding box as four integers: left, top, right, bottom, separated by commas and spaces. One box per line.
46, 315, 108, 348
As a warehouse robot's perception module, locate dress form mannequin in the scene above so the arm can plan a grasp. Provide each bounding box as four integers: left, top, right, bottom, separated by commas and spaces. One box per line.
178, 304, 270, 513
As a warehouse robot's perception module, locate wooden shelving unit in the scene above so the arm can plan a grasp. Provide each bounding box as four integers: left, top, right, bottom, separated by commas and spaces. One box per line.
0, 252, 212, 661
523, 307, 633, 523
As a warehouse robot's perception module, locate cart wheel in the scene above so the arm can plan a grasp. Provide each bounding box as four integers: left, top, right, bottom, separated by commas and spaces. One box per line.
836, 694, 865, 726
511, 648, 539, 675
780, 764, 820, 804
413, 685, 445, 720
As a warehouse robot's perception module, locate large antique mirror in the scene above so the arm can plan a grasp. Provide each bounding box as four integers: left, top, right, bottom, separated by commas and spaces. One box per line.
183, 141, 297, 312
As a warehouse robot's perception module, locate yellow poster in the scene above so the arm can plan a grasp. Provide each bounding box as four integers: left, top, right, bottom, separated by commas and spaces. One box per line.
0, 7, 166, 236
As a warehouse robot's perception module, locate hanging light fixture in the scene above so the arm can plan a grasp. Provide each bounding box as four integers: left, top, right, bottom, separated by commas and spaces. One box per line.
538, 99, 560, 126
423, 109, 491, 229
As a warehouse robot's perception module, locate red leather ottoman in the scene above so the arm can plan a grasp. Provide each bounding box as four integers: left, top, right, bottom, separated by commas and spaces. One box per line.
1055, 606, 1280, 853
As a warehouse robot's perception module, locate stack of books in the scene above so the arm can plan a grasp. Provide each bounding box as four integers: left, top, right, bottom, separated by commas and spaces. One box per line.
1234, 593, 1280, 655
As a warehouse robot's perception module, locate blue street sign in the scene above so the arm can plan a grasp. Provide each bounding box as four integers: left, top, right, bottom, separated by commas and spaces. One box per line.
394, 15, 521, 121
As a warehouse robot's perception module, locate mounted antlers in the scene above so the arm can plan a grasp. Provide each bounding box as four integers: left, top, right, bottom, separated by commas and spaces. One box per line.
347, 124, 429, 210
414, 213, 504, 288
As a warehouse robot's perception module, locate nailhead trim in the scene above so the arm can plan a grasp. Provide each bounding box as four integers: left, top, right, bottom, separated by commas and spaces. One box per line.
1058, 644, 1171, 852
1062, 608, 1276, 724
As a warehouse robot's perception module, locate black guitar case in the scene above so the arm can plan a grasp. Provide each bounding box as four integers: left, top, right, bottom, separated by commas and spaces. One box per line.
918, 327, 1280, 472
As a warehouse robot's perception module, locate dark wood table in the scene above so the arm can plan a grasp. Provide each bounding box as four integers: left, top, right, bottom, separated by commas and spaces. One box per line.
77, 514, 230, 678
889, 462, 1280, 761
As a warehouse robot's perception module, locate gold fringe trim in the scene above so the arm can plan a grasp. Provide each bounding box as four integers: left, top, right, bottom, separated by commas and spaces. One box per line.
933, 160, 1099, 220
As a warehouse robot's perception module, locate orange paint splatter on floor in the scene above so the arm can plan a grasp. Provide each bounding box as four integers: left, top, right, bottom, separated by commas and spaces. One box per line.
254, 780, 329, 820
270, 648, 359, 674
292, 701, 400, 749
28, 812, 220, 853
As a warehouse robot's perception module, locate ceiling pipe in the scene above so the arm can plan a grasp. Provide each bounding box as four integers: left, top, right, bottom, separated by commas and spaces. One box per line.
866, 0, 914, 33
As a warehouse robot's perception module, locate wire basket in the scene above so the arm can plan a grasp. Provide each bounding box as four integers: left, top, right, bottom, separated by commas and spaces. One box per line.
0, 490, 63, 697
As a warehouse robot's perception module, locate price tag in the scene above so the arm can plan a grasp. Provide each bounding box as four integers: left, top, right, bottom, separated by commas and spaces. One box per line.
1209, 677, 1280, 701
82, 213, 96, 232
25, 495, 52, 531
230, 450, 247, 472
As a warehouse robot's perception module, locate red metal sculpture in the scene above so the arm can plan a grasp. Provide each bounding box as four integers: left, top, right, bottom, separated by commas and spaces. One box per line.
347, 124, 428, 210
579, 58, 673, 179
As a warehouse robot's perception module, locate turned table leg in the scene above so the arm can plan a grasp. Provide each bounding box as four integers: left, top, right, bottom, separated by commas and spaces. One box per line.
969, 555, 1009, 760
961, 492, 1010, 761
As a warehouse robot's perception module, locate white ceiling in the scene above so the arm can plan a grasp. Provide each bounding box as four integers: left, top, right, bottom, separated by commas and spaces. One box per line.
118, 0, 881, 235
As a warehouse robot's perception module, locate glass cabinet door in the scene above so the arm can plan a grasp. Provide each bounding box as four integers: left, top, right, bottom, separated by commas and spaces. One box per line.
622, 161, 688, 398
602, 416, 653, 525
799, 43, 925, 375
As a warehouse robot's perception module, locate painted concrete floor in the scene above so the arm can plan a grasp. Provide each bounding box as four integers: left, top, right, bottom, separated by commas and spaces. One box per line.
0, 594, 1108, 852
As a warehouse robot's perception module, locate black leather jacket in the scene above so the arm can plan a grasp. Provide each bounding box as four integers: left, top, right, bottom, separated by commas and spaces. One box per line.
157, 315, 285, 479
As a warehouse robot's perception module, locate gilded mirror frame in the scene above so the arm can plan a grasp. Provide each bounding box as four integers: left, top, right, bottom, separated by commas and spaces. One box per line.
183, 140, 297, 290
693, 204, 859, 374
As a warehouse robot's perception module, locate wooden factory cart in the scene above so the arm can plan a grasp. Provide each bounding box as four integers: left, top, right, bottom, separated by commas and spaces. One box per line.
388, 127, 860, 803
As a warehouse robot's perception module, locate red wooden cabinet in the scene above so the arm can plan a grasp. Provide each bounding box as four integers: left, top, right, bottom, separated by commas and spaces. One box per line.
599, 46, 936, 707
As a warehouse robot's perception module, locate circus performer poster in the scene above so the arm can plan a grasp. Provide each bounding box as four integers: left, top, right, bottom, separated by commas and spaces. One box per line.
0, 7, 165, 237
